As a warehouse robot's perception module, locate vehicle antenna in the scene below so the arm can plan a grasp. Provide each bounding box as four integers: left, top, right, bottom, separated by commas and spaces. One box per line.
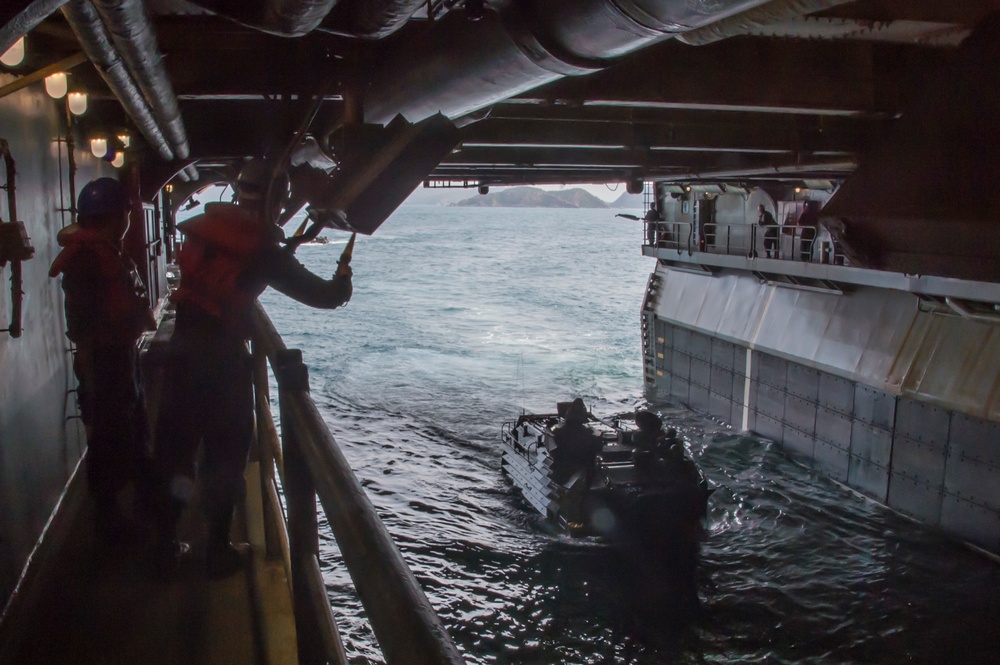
518, 351, 525, 416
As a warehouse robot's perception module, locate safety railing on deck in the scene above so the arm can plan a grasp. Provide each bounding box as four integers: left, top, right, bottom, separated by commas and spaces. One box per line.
645, 221, 846, 265
250, 303, 464, 665
645, 221, 694, 255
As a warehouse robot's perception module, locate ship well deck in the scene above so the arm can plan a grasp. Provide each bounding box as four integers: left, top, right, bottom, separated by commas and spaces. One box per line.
0, 457, 298, 665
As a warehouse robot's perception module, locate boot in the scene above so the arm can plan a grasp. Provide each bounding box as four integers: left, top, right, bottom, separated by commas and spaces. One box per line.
152, 498, 190, 573
206, 506, 250, 579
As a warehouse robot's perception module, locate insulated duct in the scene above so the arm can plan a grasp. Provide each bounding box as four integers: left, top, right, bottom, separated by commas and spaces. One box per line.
61, 0, 174, 161
91, 0, 190, 160
363, 0, 781, 125
320, 0, 425, 39
363, 5, 603, 126
183, 0, 428, 39
676, 0, 856, 45
524, 0, 773, 60
182, 0, 338, 37
265, 0, 339, 36
0, 0, 69, 55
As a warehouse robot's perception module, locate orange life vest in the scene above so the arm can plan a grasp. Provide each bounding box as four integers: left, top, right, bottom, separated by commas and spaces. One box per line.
172, 203, 278, 335
49, 226, 150, 345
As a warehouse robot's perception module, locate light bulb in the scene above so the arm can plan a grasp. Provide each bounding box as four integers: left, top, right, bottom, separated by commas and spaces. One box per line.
1, 37, 25, 67
111, 152, 124, 168
67, 92, 87, 115
117, 134, 130, 148
90, 137, 107, 158
44, 72, 67, 99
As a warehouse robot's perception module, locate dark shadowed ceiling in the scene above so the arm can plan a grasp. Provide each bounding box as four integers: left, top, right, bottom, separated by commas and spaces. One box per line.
2, 0, 997, 189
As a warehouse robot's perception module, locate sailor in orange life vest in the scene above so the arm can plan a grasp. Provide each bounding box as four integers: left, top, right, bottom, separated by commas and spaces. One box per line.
153, 159, 354, 576
49, 177, 157, 543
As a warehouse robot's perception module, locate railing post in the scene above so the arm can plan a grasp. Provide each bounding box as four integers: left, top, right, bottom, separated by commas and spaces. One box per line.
276, 348, 325, 665
255, 305, 461, 664
252, 342, 283, 560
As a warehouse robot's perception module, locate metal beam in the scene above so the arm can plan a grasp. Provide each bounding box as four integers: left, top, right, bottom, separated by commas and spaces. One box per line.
445, 145, 700, 168
460, 115, 873, 155
522, 37, 950, 117
0, 51, 86, 99
164, 48, 334, 99
175, 99, 333, 159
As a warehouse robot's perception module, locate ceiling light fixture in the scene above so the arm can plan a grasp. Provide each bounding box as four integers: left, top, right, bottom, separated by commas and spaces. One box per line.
90, 137, 107, 158
44, 72, 67, 99
67, 92, 88, 116
0, 37, 25, 67
111, 152, 124, 168
117, 133, 130, 148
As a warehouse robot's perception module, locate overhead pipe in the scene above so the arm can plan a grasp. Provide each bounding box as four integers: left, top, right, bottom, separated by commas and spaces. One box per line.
181, 0, 338, 38
363, 5, 600, 125
0, 0, 69, 55
518, 0, 774, 60
181, 0, 425, 40
676, 0, 856, 45
319, 0, 425, 39
363, 0, 776, 125
264, 0, 339, 36
61, 0, 174, 161
90, 0, 190, 160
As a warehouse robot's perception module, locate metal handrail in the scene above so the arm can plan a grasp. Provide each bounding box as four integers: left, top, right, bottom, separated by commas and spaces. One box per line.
251, 303, 465, 665
644, 220, 693, 255
699, 223, 823, 262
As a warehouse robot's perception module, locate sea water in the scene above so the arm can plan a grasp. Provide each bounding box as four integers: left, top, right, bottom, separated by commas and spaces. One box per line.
259, 206, 1000, 664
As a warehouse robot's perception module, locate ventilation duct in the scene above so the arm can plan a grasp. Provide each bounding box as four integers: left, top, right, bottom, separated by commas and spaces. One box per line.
363, 0, 788, 125
62, 0, 174, 161
676, 0, 856, 45
319, 0, 425, 39
182, 0, 338, 37
91, 0, 190, 160
0, 0, 69, 55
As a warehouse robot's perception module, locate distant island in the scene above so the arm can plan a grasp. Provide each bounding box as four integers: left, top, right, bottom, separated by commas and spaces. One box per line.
403, 185, 643, 208
450, 186, 642, 208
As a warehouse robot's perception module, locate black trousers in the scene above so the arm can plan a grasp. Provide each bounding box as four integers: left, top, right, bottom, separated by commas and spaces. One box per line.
153, 304, 254, 531
75, 343, 149, 504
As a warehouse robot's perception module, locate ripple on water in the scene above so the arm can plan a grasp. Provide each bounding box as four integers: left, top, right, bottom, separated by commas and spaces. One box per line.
264, 209, 1000, 664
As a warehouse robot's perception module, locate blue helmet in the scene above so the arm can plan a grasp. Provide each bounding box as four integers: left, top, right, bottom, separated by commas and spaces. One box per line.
77, 177, 127, 224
